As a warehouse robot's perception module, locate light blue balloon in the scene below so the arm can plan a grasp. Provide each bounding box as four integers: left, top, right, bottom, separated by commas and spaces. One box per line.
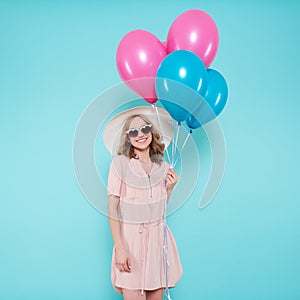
156, 50, 208, 122
186, 68, 228, 129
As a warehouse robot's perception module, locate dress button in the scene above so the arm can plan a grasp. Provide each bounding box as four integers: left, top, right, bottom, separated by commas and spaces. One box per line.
138, 223, 144, 234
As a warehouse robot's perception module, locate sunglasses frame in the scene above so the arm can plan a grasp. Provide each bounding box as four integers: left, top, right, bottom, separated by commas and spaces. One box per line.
126, 124, 153, 138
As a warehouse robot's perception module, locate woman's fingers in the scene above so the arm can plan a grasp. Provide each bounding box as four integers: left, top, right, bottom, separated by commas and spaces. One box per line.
166, 168, 179, 190
117, 261, 131, 273
167, 168, 178, 177
124, 258, 131, 272
118, 264, 127, 273
168, 172, 177, 180
115, 247, 131, 272
122, 259, 129, 272
117, 263, 125, 272
122, 265, 126, 272
166, 175, 175, 183
166, 169, 179, 182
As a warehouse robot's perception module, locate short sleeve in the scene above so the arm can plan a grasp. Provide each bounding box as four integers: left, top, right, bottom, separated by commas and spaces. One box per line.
164, 160, 171, 169
107, 156, 123, 197
164, 160, 171, 173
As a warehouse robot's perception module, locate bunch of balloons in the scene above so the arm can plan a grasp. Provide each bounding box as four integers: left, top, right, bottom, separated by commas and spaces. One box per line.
116, 9, 228, 130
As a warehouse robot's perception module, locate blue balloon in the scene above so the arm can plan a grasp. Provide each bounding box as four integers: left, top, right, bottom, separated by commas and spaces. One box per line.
186, 114, 201, 129
156, 50, 208, 122
186, 68, 228, 129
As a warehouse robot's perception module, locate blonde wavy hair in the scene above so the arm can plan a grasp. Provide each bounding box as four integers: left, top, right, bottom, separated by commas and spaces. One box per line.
117, 114, 165, 164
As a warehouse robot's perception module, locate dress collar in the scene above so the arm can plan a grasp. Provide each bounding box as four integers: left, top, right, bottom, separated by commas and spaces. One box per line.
129, 158, 155, 177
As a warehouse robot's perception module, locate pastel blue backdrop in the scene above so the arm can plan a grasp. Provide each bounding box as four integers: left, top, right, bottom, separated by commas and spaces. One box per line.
1, 0, 299, 299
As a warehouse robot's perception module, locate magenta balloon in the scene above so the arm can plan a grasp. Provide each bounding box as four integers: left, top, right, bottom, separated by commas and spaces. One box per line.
167, 10, 219, 68
116, 30, 167, 104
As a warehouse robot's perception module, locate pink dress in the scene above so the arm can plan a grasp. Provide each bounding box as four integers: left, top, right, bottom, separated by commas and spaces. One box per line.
107, 155, 183, 294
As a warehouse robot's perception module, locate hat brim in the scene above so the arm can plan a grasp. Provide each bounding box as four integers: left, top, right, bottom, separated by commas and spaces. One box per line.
102, 106, 174, 155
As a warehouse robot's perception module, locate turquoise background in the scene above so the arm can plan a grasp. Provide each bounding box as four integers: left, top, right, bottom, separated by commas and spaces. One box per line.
1, 0, 300, 299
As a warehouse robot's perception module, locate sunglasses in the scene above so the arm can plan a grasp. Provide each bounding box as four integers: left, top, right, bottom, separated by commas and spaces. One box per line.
126, 124, 152, 138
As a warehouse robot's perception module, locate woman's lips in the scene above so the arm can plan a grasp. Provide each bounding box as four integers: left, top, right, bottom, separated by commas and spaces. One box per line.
136, 137, 147, 143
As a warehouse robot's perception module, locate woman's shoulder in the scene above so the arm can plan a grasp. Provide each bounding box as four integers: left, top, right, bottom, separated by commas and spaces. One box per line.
162, 160, 171, 169
108, 155, 129, 178
155, 159, 171, 173
110, 154, 130, 167
111, 154, 128, 162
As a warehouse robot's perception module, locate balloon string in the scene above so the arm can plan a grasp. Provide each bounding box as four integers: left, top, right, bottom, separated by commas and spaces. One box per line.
181, 129, 192, 152
171, 122, 175, 167
173, 129, 192, 168
172, 122, 181, 168
163, 182, 172, 300
153, 104, 171, 163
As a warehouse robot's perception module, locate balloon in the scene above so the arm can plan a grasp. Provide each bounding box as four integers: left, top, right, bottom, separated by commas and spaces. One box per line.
116, 30, 167, 104
186, 69, 228, 129
167, 9, 219, 68
156, 50, 208, 122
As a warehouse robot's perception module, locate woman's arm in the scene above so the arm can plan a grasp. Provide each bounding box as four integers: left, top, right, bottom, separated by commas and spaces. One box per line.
108, 195, 123, 249
165, 168, 179, 201
108, 194, 131, 273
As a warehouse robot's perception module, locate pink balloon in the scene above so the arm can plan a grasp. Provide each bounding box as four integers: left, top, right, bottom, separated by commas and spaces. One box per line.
116, 30, 167, 104
167, 10, 219, 68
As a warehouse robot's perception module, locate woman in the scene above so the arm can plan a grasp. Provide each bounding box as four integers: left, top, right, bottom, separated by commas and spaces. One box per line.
103, 106, 183, 300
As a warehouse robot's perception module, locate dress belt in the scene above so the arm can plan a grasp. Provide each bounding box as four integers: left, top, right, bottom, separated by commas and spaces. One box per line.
138, 219, 163, 296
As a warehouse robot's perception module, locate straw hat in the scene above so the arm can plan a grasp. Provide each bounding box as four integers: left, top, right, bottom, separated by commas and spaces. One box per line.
102, 106, 174, 155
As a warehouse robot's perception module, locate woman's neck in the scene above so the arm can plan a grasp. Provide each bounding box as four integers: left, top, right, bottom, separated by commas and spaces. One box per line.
134, 148, 151, 163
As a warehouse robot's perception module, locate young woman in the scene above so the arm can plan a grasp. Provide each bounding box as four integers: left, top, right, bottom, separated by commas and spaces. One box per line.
103, 106, 183, 300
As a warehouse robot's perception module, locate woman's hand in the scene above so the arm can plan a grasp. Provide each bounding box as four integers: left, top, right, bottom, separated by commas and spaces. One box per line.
165, 168, 179, 191
115, 246, 131, 273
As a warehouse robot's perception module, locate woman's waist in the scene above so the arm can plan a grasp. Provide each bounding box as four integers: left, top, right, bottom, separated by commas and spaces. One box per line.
119, 198, 166, 223
120, 218, 164, 226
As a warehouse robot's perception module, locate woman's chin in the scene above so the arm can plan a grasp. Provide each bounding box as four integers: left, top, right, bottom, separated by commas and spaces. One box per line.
132, 142, 150, 151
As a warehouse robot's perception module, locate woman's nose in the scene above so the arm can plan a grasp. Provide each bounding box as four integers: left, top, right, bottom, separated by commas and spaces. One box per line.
137, 129, 145, 137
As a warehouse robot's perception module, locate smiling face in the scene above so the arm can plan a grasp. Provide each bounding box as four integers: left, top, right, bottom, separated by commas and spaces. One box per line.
127, 116, 152, 151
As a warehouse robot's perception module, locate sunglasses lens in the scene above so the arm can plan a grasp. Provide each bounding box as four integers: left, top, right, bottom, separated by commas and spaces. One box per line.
127, 124, 152, 138
141, 125, 152, 135
127, 129, 138, 138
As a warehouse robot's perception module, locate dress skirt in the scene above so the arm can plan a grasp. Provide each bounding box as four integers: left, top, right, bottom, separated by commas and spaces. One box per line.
111, 220, 183, 294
